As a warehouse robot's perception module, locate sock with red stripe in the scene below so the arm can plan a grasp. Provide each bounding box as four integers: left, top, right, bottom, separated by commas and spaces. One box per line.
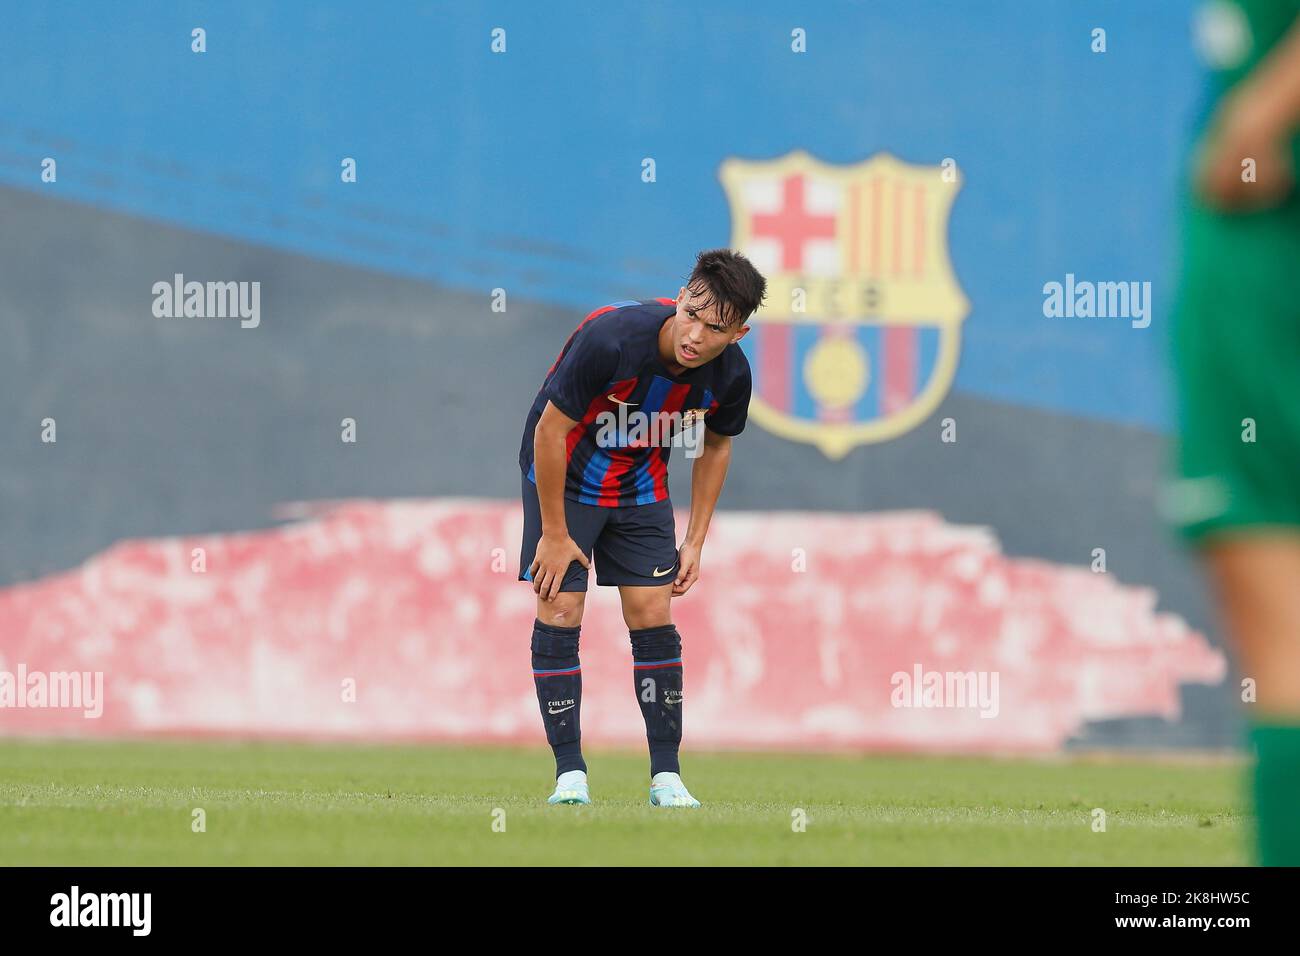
630, 623, 683, 776
532, 619, 586, 777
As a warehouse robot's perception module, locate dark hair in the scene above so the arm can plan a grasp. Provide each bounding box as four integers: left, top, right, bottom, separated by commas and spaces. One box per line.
686, 248, 767, 328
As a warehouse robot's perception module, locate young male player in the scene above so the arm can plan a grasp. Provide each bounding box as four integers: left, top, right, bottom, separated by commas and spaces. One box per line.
517, 248, 766, 807
1168, 0, 1300, 865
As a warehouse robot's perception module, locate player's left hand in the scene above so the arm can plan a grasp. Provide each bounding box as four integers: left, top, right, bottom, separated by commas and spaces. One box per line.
672, 542, 701, 596
1196, 91, 1295, 211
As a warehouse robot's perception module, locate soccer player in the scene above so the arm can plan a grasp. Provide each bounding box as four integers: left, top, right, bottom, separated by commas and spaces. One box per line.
1168, 0, 1300, 865
517, 248, 766, 807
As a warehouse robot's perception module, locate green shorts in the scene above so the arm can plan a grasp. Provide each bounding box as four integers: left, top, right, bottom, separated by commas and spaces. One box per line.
1167, 195, 1300, 542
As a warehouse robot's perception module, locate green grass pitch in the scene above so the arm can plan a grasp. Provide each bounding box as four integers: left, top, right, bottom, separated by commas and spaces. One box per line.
0, 738, 1248, 866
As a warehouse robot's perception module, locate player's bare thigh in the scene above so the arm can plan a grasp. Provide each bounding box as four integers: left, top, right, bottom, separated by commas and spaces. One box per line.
618, 584, 673, 630
1203, 532, 1300, 714
536, 591, 586, 628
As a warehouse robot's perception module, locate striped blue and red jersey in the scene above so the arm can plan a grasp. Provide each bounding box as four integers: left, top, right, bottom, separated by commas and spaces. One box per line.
518, 298, 752, 507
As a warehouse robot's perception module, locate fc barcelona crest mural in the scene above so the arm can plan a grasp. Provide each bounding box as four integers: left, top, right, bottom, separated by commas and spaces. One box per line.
719, 150, 969, 459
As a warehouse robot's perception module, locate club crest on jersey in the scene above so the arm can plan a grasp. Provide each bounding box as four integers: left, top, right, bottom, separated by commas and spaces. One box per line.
719, 150, 969, 459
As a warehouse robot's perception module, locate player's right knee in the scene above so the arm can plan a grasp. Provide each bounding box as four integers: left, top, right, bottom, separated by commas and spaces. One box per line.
537, 592, 585, 627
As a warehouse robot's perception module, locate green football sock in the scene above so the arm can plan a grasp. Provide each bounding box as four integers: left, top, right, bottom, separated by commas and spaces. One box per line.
1250, 721, 1300, 866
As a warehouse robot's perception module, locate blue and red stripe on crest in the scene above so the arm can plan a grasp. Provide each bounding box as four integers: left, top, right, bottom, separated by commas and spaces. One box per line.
746, 321, 939, 424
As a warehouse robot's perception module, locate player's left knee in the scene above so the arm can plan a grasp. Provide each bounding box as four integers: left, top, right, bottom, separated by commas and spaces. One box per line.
624, 612, 672, 632
621, 595, 672, 631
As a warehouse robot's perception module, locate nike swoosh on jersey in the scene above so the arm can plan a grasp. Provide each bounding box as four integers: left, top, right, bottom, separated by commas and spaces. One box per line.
548, 705, 576, 714
608, 393, 639, 405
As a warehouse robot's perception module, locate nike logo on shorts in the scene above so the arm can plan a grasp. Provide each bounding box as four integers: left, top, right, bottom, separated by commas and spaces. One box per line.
652, 564, 676, 577
548, 705, 575, 714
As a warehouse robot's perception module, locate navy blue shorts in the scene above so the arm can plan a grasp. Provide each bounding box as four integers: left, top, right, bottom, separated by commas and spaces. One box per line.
518, 472, 678, 590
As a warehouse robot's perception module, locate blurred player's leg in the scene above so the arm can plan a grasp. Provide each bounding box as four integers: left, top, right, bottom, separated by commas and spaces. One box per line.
1170, 177, 1300, 864
1205, 538, 1300, 865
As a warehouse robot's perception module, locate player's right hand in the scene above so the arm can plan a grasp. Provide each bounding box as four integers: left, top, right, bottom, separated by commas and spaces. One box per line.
530, 533, 590, 601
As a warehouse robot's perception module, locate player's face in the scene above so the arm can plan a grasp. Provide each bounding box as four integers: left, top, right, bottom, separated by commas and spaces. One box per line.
671, 286, 749, 368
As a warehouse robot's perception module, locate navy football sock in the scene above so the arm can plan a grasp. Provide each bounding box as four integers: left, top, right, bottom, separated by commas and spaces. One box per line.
531, 618, 586, 776
629, 623, 684, 776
